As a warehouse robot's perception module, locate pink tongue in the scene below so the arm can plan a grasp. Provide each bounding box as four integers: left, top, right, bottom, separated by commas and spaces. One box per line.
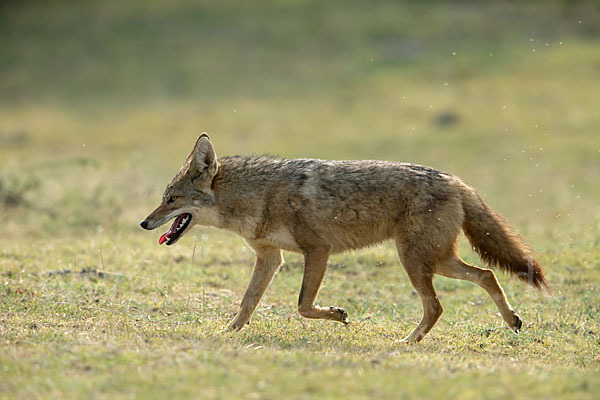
158, 215, 185, 245
159, 233, 168, 245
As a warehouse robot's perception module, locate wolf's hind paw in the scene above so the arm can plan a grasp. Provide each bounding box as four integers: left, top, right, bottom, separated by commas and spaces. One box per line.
511, 314, 523, 333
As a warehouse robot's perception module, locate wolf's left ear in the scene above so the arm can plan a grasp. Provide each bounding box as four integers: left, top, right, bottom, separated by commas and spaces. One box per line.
191, 133, 218, 178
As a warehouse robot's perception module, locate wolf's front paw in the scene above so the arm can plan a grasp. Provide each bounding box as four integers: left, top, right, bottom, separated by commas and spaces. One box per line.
329, 306, 349, 325
227, 319, 249, 331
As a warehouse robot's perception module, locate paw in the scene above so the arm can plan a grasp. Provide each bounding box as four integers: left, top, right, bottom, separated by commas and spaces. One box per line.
227, 319, 249, 331
398, 337, 421, 344
398, 332, 424, 344
511, 313, 523, 333
329, 306, 349, 325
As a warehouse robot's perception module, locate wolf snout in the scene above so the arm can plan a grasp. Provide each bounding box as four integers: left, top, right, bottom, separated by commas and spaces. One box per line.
140, 219, 151, 230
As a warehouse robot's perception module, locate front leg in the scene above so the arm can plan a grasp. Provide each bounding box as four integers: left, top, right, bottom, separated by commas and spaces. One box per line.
297, 245, 349, 324
228, 245, 282, 330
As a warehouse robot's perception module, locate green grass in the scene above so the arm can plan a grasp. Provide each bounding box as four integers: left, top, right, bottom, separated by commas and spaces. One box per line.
1, 1, 599, 399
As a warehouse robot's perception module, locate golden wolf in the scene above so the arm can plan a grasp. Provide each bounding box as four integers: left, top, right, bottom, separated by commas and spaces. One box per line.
140, 134, 547, 343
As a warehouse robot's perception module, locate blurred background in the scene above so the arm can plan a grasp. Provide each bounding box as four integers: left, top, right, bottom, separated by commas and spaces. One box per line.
1, 0, 599, 249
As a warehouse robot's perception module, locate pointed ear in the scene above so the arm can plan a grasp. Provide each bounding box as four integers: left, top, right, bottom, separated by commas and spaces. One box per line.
190, 133, 217, 178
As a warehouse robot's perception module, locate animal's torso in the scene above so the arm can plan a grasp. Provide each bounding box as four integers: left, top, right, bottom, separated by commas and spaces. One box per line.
211, 156, 465, 253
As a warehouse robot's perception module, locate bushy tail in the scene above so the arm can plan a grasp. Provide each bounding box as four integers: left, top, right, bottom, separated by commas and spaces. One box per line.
461, 187, 548, 290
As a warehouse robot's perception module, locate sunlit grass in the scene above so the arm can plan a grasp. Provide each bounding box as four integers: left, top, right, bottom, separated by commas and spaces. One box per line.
1, 229, 599, 399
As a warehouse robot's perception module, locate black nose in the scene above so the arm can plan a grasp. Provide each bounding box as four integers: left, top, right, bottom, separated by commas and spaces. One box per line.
140, 220, 149, 229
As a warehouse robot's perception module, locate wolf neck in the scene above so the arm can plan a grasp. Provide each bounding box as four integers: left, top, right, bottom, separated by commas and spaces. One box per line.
210, 156, 273, 238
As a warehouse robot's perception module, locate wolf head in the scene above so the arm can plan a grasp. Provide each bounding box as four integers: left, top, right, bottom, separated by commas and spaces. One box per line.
140, 133, 220, 245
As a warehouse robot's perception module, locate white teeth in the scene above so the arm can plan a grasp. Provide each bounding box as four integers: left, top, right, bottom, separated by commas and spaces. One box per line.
176, 216, 188, 232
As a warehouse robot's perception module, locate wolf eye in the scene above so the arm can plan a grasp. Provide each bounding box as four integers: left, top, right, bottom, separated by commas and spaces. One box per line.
167, 196, 178, 204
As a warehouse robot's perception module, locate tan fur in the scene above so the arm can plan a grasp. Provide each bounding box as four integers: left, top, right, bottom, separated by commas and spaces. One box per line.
141, 134, 547, 342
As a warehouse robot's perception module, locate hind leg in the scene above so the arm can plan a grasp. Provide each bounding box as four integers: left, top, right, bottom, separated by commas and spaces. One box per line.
396, 249, 443, 343
435, 255, 523, 332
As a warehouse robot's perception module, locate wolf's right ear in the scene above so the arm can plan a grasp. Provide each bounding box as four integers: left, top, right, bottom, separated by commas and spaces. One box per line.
190, 133, 218, 178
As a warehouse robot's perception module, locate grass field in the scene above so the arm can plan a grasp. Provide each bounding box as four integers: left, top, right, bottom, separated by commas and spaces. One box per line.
1, 1, 599, 398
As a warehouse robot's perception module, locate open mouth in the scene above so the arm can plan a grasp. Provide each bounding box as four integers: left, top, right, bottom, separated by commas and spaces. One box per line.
159, 213, 192, 246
